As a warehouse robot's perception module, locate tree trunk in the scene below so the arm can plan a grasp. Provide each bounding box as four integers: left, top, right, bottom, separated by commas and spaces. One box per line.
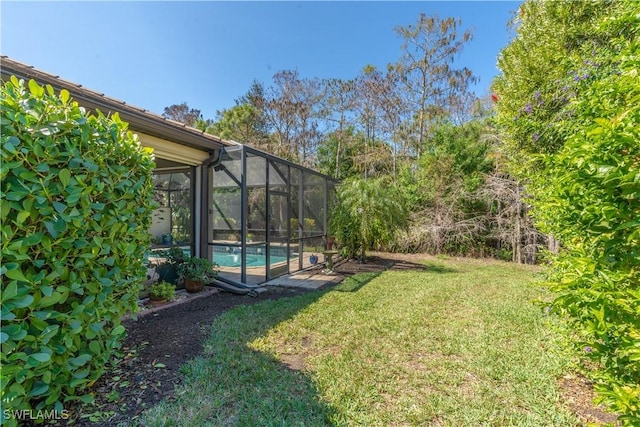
547, 234, 559, 254
513, 186, 522, 263
531, 231, 537, 265
335, 130, 341, 179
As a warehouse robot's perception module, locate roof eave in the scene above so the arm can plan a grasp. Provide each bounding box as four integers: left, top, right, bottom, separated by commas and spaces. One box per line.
0, 56, 228, 153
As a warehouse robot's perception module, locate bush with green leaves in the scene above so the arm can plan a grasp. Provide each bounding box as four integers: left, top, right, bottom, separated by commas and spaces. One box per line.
538, 39, 640, 423
0, 77, 155, 422
177, 256, 217, 282
493, 1, 639, 422
148, 281, 176, 301
329, 177, 407, 262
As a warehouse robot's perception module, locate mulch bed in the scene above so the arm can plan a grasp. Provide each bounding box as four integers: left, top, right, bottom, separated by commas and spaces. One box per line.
67, 286, 311, 426
57, 253, 616, 425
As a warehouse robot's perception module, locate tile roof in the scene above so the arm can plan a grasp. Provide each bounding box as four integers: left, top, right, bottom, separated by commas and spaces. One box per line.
0, 56, 238, 153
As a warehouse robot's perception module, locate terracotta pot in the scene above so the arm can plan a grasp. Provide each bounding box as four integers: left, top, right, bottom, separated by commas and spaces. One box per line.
184, 279, 204, 293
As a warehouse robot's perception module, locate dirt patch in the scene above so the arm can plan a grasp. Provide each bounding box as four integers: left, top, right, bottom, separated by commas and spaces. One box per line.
279, 353, 307, 371
560, 374, 620, 425
56, 252, 616, 425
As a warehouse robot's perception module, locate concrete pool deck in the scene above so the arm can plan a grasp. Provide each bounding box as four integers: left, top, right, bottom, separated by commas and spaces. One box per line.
263, 263, 346, 290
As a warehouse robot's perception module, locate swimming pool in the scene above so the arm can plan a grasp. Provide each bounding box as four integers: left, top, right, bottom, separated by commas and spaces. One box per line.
146, 246, 289, 268
213, 253, 288, 268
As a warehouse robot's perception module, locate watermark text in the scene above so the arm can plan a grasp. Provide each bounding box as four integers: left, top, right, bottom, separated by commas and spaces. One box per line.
3, 409, 70, 421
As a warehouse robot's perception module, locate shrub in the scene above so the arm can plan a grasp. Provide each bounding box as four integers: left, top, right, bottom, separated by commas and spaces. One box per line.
0, 77, 155, 423
493, 1, 639, 422
148, 281, 176, 301
163, 246, 188, 265
329, 177, 407, 262
177, 256, 217, 282
539, 38, 640, 422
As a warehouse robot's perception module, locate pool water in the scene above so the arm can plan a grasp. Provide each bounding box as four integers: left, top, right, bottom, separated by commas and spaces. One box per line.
213, 253, 288, 268
146, 246, 288, 268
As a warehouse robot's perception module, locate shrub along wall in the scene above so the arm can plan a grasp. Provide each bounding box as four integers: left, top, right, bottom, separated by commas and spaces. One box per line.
0, 76, 155, 422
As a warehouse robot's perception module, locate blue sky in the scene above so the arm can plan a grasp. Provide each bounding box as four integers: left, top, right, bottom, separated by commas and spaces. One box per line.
1, 1, 519, 120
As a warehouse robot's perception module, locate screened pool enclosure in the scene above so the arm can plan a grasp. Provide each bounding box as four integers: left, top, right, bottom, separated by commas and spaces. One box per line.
208, 145, 337, 285
148, 144, 337, 286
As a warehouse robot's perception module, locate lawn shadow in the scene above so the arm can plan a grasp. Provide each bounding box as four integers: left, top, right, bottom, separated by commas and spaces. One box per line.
120, 255, 457, 425
420, 261, 459, 274
136, 290, 339, 426
335, 256, 458, 275
330, 271, 381, 293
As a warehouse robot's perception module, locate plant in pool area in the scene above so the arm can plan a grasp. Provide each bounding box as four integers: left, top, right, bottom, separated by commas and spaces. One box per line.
289, 218, 300, 235
303, 218, 316, 231
152, 246, 187, 284
164, 246, 188, 265
178, 257, 218, 293
148, 282, 176, 302
178, 256, 217, 281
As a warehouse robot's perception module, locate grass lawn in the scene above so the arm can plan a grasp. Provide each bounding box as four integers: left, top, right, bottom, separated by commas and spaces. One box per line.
137, 256, 579, 426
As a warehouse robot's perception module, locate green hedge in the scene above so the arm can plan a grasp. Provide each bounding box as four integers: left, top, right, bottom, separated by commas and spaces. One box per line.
0, 76, 155, 423
538, 37, 640, 423
493, 2, 639, 423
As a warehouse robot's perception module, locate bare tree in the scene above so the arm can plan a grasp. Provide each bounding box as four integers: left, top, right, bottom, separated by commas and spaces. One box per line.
479, 172, 544, 264
319, 78, 358, 178
353, 65, 406, 177
390, 154, 486, 255
392, 14, 476, 156
262, 70, 325, 167
162, 102, 203, 127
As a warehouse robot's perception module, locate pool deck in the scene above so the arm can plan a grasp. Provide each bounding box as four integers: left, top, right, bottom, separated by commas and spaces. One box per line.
263, 264, 345, 290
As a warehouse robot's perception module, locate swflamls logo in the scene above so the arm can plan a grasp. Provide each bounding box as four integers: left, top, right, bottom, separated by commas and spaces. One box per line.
3, 409, 70, 420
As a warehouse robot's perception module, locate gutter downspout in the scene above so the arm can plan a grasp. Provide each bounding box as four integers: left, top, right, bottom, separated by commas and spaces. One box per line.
199, 149, 223, 260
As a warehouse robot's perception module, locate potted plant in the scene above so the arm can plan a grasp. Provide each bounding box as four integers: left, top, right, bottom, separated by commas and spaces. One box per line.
178, 256, 217, 293
148, 281, 176, 306
154, 246, 187, 286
